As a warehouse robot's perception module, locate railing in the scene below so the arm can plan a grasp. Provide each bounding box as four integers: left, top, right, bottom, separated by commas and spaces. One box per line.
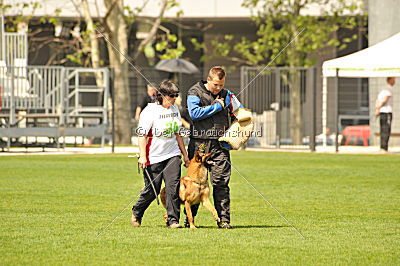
4, 33, 28, 67
0, 66, 64, 114
241, 66, 317, 150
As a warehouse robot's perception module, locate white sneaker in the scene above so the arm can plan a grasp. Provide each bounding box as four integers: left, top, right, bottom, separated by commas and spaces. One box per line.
168, 223, 183, 229
131, 214, 141, 227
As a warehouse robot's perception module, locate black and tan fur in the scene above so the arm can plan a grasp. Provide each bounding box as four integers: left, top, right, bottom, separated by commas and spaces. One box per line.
160, 152, 220, 229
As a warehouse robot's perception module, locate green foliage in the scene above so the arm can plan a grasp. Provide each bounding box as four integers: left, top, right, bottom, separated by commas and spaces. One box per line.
2, 0, 186, 66
151, 0, 186, 60
0, 152, 399, 264
191, 37, 211, 62
155, 34, 186, 59
66, 54, 82, 65
200, 0, 366, 67
0, 1, 42, 32
123, 5, 139, 25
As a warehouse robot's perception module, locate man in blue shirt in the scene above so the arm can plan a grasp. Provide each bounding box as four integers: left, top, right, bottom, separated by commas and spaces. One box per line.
186, 66, 244, 229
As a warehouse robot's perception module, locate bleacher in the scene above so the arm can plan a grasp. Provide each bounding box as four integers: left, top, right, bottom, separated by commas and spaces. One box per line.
0, 16, 110, 150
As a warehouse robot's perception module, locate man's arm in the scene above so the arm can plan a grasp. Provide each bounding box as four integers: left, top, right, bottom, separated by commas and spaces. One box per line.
375, 95, 391, 116
187, 95, 223, 121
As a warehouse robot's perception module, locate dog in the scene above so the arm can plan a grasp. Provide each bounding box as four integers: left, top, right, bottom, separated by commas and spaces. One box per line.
160, 152, 220, 229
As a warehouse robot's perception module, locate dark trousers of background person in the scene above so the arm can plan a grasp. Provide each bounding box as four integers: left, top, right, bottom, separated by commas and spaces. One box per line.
379, 112, 392, 151
187, 139, 231, 223
132, 156, 181, 226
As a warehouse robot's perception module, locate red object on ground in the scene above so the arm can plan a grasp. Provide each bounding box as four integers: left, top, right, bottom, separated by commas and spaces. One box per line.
341, 125, 370, 146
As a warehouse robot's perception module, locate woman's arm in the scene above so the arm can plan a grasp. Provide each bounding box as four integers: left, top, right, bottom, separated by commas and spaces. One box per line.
135, 106, 142, 121
138, 135, 148, 168
175, 133, 190, 168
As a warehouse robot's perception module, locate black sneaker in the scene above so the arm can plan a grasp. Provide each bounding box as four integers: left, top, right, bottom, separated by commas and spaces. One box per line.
217, 222, 233, 229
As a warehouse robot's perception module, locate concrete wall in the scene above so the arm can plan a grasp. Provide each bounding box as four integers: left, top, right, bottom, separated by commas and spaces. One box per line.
369, 0, 400, 146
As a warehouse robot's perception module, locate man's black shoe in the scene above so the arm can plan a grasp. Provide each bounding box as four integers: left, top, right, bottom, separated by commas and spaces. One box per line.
217, 222, 233, 229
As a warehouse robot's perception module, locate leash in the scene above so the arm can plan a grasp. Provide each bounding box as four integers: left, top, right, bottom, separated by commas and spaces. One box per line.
143, 168, 160, 205
128, 155, 160, 205
229, 163, 305, 239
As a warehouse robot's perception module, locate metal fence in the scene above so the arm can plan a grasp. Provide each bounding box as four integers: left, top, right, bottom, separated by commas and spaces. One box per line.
0, 65, 110, 148
241, 66, 317, 150
0, 16, 5, 62
0, 66, 64, 111
4, 33, 28, 67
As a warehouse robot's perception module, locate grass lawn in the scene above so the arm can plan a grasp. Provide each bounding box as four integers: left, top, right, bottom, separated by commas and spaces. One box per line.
0, 151, 399, 265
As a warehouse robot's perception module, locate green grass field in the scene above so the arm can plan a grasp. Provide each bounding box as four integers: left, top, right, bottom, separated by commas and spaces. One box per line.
0, 151, 399, 265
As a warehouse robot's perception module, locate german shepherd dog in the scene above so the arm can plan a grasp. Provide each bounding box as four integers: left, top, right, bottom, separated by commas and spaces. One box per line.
160, 152, 220, 229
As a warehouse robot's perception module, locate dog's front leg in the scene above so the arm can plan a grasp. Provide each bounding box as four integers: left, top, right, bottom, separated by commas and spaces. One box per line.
184, 201, 196, 229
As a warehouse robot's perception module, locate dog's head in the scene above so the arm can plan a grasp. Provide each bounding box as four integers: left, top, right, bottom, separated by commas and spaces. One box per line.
193, 151, 214, 166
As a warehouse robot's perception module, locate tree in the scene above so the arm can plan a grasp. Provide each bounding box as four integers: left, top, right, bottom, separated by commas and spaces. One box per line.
75, 0, 177, 144
2, 0, 181, 144
193, 0, 366, 144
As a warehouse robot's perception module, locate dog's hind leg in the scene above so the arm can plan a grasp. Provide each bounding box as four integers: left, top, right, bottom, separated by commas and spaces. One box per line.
184, 201, 196, 229
201, 187, 220, 222
202, 198, 220, 223
160, 188, 168, 223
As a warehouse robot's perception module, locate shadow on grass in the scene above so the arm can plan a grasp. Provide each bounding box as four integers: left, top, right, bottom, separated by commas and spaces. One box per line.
153, 225, 288, 229
228, 225, 288, 229
196, 225, 288, 229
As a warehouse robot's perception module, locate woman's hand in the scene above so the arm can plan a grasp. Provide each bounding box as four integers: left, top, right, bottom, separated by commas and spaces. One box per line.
183, 155, 190, 168
138, 156, 147, 169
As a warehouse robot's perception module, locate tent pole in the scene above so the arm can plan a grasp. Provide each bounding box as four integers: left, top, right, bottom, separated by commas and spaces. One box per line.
335, 69, 339, 152
322, 76, 328, 147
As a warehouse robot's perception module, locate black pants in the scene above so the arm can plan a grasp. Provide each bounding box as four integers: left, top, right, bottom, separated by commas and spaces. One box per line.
187, 139, 231, 223
379, 113, 392, 151
132, 155, 181, 226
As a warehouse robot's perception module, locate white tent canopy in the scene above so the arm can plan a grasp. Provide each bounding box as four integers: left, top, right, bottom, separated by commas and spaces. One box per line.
321, 32, 400, 147
323, 32, 400, 78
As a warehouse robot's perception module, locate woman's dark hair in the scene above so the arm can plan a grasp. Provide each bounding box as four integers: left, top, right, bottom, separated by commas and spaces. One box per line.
156, 79, 180, 104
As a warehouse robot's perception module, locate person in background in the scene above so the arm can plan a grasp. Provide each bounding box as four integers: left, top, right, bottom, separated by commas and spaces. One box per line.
375, 77, 396, 152
135, 84, 157, 121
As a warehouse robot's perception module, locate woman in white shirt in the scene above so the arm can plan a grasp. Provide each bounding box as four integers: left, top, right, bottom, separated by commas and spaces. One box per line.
131, 80, 190, 228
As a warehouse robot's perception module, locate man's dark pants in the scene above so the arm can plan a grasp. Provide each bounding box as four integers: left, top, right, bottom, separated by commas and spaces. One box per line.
379, 112, 392, 151
132, 155, 181, 226
187, 138, 231, 223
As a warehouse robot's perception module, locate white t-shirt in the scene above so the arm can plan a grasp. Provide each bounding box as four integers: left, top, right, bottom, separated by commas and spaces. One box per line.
138, 103, 182, 165
377, 84, 393, 113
